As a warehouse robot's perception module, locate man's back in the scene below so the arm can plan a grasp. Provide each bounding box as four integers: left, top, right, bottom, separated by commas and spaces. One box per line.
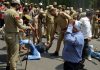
80, 17, 92, 39
4, 8, 19, 33
54, 12, 71, 29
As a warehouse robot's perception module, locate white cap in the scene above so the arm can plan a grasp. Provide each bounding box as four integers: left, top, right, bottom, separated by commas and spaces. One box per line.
39, 2, 43, 6
25, 3, 28, 5
12, 0, 20, 4
89, 45, 93, 48
74, 20, 81, 31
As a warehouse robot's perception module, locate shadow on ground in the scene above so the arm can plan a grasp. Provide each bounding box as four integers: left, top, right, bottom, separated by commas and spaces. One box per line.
0, 54, 7, 70
0, 46, 7, 50
41, 53, 63, 62
0, 67, 6, 70
0, 54, 7, 63
55, 63, 63, 70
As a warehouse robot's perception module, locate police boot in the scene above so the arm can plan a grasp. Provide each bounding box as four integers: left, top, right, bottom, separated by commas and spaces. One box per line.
50, 51, 59, 56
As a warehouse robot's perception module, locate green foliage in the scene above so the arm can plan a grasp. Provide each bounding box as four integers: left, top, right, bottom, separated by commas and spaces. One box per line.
7, 0, 100, 9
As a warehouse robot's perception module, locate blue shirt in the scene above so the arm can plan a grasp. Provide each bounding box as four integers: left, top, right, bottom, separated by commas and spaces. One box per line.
62, 24, 84, 63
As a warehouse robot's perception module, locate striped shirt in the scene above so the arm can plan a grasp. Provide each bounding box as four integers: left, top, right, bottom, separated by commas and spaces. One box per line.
62, 24, 84, 63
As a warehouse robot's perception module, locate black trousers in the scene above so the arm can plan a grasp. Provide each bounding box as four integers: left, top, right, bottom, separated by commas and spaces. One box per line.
82, 39, 89, 59
80, 39, 89, 69
0, 19, 4, 28
63, 61, 81, 70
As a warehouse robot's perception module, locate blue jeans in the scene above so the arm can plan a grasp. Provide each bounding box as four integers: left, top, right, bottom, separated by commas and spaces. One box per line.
88, 46, 100, 60
20, 39, 41, 60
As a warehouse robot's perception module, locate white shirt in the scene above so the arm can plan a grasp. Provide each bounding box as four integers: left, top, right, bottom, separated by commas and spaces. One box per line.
80, 17, 92, 39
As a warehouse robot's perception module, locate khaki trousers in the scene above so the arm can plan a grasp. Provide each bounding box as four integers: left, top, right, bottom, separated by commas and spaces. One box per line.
46, 23, 55, 44
5, 33, 19, 70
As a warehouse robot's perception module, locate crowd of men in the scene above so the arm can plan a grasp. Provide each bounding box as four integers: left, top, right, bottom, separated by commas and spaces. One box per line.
0, 0, 100, 70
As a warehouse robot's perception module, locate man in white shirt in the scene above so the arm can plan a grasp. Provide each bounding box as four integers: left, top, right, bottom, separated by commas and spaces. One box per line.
80, 16, 92, 39
79, 10, 93, 69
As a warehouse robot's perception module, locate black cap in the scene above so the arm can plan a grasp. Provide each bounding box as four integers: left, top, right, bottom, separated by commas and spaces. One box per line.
86, 10, 93, 17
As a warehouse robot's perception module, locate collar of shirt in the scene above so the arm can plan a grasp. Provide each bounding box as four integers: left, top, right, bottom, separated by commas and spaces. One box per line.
66, 24, 73, 33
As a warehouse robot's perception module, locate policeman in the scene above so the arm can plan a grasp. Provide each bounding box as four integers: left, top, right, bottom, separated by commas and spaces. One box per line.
38, 11, 46, 42
92, 10, 99, 38
57, 5, 62, 12
53, 2, 57, 8
77, 8, 87, 21
31, 13, 39, 44
65, 7, 70, 15
32, 10, 46, 44
42, 7, 48, 37
45, 5, 55, 48
96, 10, 100, 38
4, 0, 31, 70
46, 7, 72, 55
70, 7, 77, 17
4, 1, 10, 10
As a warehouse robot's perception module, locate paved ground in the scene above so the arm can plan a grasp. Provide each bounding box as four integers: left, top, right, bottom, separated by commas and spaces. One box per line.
0, 35, 100, 70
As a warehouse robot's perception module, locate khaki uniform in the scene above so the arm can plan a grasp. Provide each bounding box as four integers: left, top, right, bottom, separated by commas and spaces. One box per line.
46, 12, 55, 44
92, 15, 100, 38
32, 15, 39, 44
4, 8, 29, 70
30, 7, 40, 44
43, 10, 48, 36
65, 10, 70, 15
38, 12, 46, 42
33, 14, 46, 43
70, 10, 77, 18
54, 12, 71, 53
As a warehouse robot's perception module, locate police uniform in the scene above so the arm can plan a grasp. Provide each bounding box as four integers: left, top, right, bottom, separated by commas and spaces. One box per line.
42, 9, 48, 36
38, 11, 46, 42
53, 12, 71, 55
4, 1, 30, 70
70, 7, 77, 17
46, 7, 55, 45
32, 15, 39, 44
29, 6, 40, 44
92, 10, 100, 38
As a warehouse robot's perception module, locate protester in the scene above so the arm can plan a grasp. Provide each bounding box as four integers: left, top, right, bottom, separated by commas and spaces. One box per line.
80, 10, 93, 69
20, 39, 41, 60
0, 0, 99, 70
62, 19, 84, 70
87, 45, 100, 61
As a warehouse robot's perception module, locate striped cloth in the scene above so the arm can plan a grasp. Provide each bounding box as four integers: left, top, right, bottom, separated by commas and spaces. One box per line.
62, 24, 84, 63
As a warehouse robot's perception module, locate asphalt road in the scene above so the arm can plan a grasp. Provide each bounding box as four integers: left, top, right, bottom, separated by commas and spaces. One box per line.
0, 35, 100, 70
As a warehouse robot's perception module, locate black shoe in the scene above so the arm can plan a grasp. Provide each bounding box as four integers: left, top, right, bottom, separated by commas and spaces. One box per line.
50, 52, 59, 56
79, 66, 87, 70
42, 35, 46, 38
81, 68, 87, 70
44, 49, 48, 54
22, 56, 28, 61
6, 66, 10, 70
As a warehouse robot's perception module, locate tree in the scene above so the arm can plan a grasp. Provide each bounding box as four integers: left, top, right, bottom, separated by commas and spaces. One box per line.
7, 0, 100, 9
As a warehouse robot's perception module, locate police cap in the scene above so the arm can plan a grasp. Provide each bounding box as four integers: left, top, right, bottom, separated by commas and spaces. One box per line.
12, 0, 20, 4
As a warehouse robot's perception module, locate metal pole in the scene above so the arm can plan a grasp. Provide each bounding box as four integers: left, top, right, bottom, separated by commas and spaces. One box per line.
25, 29, 31, 70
